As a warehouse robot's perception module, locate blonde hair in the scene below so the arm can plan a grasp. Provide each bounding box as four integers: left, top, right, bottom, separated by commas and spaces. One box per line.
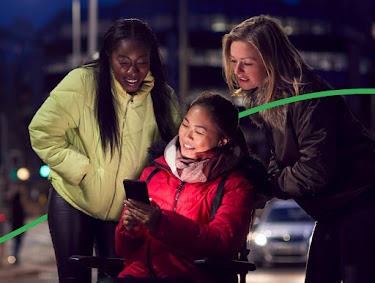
222, 14, 306, 104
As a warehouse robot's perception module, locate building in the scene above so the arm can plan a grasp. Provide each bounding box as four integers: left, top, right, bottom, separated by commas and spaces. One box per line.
1, 0, 374, 180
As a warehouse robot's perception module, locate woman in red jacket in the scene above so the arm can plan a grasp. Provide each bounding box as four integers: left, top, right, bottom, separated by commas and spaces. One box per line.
115, 92, 266, 283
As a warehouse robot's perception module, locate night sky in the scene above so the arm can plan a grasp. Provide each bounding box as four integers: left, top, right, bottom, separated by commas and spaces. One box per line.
0, 0, 122, 30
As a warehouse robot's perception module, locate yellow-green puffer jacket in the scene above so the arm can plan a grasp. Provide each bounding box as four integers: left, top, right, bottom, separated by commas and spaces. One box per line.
28, 67, 182, 221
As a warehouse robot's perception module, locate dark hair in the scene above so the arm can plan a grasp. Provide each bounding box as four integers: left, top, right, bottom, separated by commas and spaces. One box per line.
190, 91, 239, 142
88, 18, 176, 153
191, 92, 269, 196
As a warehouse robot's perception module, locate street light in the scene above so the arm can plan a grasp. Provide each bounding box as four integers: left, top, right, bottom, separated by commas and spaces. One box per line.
88, 0, 98, 60
16, 167, 30, 181
72, 0, 81, 67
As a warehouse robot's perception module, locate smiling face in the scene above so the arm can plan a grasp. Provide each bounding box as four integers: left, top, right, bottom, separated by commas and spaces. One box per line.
178, 105, 228, 160
230, 40, 268, 91
110, 39, 151, 93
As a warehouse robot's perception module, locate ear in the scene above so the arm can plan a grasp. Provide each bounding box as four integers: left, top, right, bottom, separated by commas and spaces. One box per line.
218, 138, 229, 147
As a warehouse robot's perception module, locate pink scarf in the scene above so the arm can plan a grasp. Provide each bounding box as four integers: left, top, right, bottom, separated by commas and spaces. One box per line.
164, 136, 242, 183
176, 147, 242, 184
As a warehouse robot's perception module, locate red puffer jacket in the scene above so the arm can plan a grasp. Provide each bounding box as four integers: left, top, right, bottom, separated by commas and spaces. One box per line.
115, 156, 255, 283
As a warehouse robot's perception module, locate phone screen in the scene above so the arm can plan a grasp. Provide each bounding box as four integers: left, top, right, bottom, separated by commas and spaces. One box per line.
123, 179, 150, 205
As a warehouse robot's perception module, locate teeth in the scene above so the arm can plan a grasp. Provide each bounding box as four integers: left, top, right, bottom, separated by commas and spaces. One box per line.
184, 144, 193, 149
127, 79, 137, 83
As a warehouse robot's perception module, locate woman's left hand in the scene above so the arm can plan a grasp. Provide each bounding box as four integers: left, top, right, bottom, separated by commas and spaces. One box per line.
123, 199, 161, 233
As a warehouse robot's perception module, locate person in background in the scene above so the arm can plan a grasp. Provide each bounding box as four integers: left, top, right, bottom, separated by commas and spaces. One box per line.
7, 187, 25, 265
115, 92, 268, 283
222, 14, 375, 283
28, 18, 182, 283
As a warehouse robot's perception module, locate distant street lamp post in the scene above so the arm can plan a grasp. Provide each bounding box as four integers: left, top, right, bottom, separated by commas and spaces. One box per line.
72, 0, 81, 67
0, 113, 8, 170
0, 113, 6, 266
179, 0, 189, 110
88, 0, 98, 60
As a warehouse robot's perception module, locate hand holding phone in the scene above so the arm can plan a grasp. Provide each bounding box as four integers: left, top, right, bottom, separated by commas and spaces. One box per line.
123, 179, 150, 205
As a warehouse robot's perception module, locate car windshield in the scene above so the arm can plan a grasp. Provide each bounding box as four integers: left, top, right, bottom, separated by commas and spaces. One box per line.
266, 207, 313, 222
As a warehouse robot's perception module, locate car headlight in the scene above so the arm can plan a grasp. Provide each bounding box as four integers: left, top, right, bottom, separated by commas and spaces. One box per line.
254, 233, 267, 246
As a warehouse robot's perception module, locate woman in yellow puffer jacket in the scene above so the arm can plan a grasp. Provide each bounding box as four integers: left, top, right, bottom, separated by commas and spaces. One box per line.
28, 18, 182, 283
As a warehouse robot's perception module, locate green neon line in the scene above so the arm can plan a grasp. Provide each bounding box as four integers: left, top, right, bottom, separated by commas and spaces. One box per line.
0, 214, 48, 244
239, 88, 375, 118
0, 88, 374, 244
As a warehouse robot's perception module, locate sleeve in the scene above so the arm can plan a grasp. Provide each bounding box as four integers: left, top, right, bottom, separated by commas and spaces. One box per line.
271, 96, 340, 198
115, 167, 155, 258
28, 69, 92, 185
267, 153, 279, 177
115, 208, 148, 259
152, 177, 255, 258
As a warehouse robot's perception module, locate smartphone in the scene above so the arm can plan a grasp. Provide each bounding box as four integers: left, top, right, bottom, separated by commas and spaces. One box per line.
123, 179, 150, 205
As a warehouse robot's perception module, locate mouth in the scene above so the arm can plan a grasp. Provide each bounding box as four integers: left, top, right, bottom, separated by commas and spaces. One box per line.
237, 76, 249, 82
183, 143, 194, 150
126, 78, 138, 85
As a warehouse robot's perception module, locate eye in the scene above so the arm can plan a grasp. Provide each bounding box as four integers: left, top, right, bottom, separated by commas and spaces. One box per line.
194, 128, 206, 136
136, 62, 149, 69
181, 123, 188, 128
137, 61, 149, 65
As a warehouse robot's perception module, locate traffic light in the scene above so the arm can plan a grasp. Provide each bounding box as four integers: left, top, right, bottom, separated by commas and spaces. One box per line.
39, 164, 50, 178
10, 167, 18, 180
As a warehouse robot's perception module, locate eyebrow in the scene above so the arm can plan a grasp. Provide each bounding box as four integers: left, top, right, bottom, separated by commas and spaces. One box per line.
184, 117, 208, 131
117, 54, 149, 59
230, 55, 257, 61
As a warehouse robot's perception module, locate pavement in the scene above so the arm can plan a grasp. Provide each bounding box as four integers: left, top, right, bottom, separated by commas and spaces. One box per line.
0, 217, 305, 283
0, 216, 58, 281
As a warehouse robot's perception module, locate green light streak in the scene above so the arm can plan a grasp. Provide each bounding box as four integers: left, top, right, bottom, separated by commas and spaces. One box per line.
0, 88, 374, 243
239, 88, 375, 118
0, 214, 48, 244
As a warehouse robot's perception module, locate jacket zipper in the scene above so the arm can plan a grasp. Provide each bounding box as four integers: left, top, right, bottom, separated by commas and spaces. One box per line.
107, 96, 134, 218
174, 182, 185, 211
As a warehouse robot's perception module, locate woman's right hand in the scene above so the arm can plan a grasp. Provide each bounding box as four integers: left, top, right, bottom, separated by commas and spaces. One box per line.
122, 209, 139, 232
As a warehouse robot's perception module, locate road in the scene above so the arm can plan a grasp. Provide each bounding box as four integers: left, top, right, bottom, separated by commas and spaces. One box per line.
0, 217, 60, 282
2, 268, 305, 283
0, 217, 305, 283
247, 265, 305, 283
3, 266, 305, 283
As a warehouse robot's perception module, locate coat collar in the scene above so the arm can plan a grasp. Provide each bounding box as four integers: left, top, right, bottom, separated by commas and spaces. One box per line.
111, 71, 155, 104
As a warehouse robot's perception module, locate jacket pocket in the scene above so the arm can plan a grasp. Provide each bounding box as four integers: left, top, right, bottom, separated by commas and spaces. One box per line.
80, 162, 96, 189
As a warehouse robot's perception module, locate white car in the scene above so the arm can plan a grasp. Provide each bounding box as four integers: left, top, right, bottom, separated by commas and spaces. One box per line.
247, 199, 315, 267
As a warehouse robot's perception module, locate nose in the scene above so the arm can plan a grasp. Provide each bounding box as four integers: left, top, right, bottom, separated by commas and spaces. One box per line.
127, 64, 139, 75
233, 62, 243, 75
184, 129, 193, 141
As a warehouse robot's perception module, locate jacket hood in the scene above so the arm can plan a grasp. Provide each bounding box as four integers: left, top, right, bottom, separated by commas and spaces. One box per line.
147, 139, 168, 164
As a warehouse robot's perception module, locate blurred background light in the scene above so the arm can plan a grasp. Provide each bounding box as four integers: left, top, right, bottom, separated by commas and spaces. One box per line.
17, 167, 30, 181
39, 164, 50, 178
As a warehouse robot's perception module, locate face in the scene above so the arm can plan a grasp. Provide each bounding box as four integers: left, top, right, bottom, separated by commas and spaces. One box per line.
229, 40, 268, 90
110, 39, 151, 93
178, 105, 228, 160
